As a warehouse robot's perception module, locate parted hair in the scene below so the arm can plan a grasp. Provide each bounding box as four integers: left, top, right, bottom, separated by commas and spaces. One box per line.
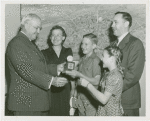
105, 46, 124, 76
115, 11, 132, 28
83, 33, 98, 45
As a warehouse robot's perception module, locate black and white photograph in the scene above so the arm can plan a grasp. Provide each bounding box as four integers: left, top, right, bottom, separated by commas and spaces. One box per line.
1, 0, 150, 120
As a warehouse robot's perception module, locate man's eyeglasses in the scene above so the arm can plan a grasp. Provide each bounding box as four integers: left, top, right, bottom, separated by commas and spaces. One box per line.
31, 25, 42, 31
32, 25, 42, 30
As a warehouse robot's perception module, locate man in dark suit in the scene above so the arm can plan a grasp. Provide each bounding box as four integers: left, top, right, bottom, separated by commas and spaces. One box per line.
111, 12, 145, 116
5, 13, 68, 116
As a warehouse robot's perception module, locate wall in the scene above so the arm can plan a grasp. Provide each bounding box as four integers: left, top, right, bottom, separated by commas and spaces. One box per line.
5, 4, 20, 48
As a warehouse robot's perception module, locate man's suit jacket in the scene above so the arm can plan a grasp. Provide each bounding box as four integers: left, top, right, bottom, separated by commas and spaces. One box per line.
6, 32, 57, 111
111, 33, 145, 109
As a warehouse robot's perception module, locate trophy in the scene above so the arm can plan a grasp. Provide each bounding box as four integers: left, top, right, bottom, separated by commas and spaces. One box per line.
65, 55, 75, 71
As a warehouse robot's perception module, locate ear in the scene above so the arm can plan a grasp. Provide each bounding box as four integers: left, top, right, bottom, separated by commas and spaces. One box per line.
62, 36, 65, 40
124, 21, 129, 28
24, 22, 29, 30
110, 56, 115, 63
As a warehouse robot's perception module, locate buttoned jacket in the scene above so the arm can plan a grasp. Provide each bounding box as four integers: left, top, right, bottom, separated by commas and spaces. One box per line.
6, 32, 57, 111
111, 33, 145, 109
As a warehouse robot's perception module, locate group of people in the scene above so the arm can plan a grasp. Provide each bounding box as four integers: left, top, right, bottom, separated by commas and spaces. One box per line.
5, 11, 145, 116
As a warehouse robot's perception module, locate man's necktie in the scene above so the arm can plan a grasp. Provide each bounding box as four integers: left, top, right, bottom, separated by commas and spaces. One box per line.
114, 39, 118, 46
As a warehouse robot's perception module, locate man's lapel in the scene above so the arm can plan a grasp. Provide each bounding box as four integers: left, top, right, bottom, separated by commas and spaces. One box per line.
18, 32, 46, 61
118, 33, 131, 50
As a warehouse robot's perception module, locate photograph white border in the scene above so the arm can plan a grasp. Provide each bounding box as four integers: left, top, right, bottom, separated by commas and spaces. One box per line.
1, 0, 150, 121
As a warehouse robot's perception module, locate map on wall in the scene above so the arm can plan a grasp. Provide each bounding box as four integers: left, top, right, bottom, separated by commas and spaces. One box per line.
21, 4, 146, 60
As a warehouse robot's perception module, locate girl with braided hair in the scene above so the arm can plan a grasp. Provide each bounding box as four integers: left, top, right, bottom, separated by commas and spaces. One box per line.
76, 45, 124, 116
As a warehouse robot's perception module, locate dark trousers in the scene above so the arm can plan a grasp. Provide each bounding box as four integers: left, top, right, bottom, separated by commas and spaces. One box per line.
13, 111, 49, 116
123, 109, 139, 116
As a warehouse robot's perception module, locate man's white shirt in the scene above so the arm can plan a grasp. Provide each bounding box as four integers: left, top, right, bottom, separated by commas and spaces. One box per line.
117, 32, 129, 46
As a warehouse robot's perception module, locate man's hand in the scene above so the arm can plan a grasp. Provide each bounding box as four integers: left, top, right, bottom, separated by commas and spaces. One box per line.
52, 77, 68, 87
65, 70, 81, 78
57, 62, 66, 73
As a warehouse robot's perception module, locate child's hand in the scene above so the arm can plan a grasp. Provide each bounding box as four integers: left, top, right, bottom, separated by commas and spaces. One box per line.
78, 78, 89, 87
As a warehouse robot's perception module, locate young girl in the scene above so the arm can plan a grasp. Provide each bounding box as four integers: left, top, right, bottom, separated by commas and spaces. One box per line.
73, 46, 124, 116
66, 33, 101, 116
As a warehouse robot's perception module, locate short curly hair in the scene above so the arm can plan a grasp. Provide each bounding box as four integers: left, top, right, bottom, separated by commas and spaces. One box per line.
21, 13, 41, 27
83, 33, 98, 45
47, 25, 67, 46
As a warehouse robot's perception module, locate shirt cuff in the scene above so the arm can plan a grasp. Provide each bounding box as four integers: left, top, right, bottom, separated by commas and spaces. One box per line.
57, 71, 61, 76
49, 76, 54, 89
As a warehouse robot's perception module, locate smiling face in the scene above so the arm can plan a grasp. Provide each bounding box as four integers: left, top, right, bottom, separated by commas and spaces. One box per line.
50, 29, 65, 46
81, 37, 96, 55
25, 18, 42, 40
111, 14, 127, 37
